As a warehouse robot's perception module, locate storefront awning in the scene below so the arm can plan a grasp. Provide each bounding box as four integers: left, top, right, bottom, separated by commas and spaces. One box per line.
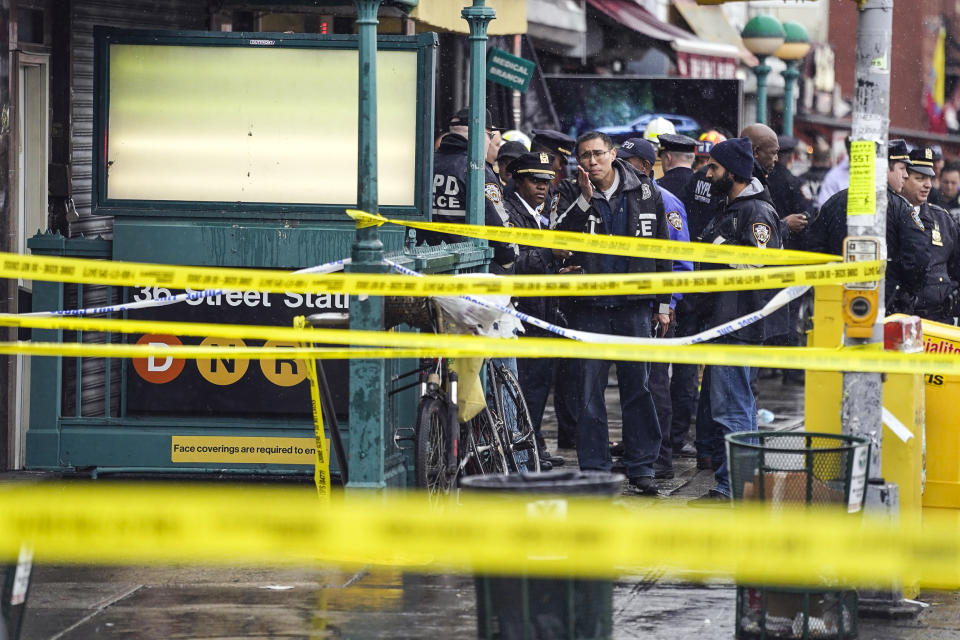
409, 0, 526, 36
673, 0, 758, 66
527, 0, 586, 55
586, 0, 740, 77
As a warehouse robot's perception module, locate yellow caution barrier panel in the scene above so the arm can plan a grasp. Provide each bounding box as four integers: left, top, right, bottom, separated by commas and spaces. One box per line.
0, 483, 956, 589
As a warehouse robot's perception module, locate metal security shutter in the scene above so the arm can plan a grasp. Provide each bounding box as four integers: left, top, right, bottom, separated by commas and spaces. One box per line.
69, 0, 209, 238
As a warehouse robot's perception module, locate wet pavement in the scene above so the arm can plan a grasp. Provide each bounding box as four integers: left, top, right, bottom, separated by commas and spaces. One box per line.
11, 373, 960, 639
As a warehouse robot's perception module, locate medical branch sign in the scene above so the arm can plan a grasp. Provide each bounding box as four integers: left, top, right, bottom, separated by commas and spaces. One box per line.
125, 285, 349, 417
487, 47, 534, 92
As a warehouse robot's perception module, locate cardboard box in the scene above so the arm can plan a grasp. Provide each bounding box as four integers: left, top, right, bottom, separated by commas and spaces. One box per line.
742, 471, 844, 504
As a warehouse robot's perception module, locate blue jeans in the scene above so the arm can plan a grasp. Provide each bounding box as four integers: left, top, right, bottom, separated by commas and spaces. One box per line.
698, 363, 757, 496
669, 302, 699, 450
569, 303, 661, 479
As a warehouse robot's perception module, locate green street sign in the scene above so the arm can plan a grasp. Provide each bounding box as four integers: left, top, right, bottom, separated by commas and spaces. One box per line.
487, 47, 534, 92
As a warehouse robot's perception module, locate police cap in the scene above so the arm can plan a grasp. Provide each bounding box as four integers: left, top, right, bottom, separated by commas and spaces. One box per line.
888, 139, 909, 162
530, 129, 576, 158
617, 137, 657, 164
657, 133, 697, 153
497, 141, 528, 164
507, 152, 556, 181
907, 147, 936, 177
449, 107, 503, 131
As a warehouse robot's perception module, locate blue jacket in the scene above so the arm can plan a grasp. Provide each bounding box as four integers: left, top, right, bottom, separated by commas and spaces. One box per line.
659, 186, 693, 309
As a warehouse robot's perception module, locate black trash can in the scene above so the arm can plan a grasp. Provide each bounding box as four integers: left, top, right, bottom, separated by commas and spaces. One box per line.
460, 470, 624, 640
726, 431, 871, 640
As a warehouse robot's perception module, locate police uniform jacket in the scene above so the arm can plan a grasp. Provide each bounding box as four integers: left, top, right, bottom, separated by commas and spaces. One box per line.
657, 166, 693, 200
698, 178, 787, 344
679, 165, 721, 242
503, 191, 565, 336
807, 188, 931, 314
422, 133, 516, 273
916, 202, 960, 321
554, 158, 673, 311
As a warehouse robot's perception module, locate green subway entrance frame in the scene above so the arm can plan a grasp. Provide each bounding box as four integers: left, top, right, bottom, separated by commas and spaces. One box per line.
24, 8, 476, 489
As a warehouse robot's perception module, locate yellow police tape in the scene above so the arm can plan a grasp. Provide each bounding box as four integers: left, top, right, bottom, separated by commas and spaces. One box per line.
0, 483, 957, 589
0, 250, 880, 297
2, 311, 960, 376
346, 209, 841, 266
295, 316, 331, 503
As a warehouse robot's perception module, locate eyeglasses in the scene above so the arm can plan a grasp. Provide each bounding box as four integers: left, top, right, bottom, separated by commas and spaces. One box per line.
577, 149, 610, 163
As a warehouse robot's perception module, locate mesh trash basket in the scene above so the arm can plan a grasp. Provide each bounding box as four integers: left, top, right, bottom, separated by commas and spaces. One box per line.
726, 431, 871, 640
461, 471, 624, 640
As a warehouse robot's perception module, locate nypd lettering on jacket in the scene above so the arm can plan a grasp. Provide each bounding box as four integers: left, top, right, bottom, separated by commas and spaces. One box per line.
693, 177, 712, 204
433, 174, 463, 213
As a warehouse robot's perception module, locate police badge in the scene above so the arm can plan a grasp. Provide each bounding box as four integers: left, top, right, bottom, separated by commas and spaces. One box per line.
752, 222, 771, 247
641, 183, 652, 200
667, 210, 683, 231
484, 183, 502, 205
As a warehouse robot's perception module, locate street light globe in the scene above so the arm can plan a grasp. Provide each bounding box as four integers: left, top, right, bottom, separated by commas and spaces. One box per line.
741, 15, 786, 57
776, 21, 812, 61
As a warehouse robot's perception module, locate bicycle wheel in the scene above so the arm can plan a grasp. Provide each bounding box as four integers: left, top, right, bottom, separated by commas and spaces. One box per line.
414, 397, 456, 500
491, 364, 540, 473
467, 407, 509, 476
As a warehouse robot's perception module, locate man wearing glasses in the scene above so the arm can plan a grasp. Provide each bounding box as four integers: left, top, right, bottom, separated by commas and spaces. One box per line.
555, 132, 673, 496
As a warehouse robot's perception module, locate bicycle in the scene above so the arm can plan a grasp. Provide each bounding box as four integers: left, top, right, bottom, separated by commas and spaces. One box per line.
484, 358, 540, 474
384, 296, 541, 500
410, 356, 510, 503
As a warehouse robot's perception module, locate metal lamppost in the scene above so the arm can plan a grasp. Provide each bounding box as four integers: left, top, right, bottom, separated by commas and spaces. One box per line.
741, 15, 786, 125
462, 0, 495, 229
776, 21, 812, 137
347, 0, 389, 491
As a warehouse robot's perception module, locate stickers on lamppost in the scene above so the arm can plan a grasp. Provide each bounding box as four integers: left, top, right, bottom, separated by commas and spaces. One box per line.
848, 140, 876, 217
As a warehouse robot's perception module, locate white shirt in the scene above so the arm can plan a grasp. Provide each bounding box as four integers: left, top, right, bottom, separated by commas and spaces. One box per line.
600, 171, 621, 202
513, 192, 546, 229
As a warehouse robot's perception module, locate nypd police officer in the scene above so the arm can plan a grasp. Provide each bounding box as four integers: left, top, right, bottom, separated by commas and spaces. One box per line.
423, 108, 516, 274
655, 132, 698, 197
530, 128, 582, 450
806, 139, 930, 315
903, 147, 960, 323
504, 152, 577, 468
